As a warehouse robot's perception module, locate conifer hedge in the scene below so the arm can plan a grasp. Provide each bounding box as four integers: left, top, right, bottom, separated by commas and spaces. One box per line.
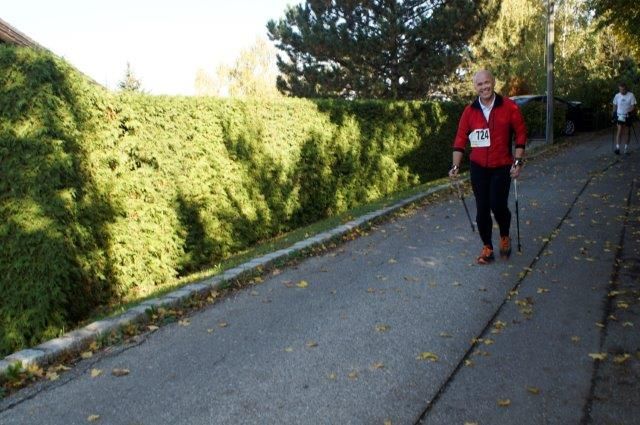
3, 46, 546, 356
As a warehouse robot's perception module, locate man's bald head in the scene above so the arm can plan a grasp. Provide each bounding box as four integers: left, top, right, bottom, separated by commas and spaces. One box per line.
473, 69, 496, 104
473, 70, 494, 85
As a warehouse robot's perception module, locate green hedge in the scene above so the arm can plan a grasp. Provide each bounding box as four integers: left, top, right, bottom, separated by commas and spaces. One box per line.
0, 46, 116, 353
1, 46, 469, 356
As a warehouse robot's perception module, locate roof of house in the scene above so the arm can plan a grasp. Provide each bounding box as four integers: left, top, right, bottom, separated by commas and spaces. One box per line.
0, 17, 42, 48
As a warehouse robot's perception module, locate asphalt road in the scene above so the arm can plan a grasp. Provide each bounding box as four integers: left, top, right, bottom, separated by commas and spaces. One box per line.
1, 130, 639, 425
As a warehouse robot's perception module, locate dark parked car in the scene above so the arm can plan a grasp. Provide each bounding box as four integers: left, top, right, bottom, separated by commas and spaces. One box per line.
510, 95, 585, 136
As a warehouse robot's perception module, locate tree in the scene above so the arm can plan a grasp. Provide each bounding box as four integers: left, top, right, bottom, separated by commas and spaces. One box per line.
460, 0, 546, 97
118, 62, 142, 92
588, 0, 640, 54
267, 0, 495, 100
194, 38, 280, 99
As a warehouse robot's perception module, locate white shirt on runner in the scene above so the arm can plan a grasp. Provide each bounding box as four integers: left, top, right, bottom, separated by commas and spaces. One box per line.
479, 95, 495, 122
613, 91, 637, 117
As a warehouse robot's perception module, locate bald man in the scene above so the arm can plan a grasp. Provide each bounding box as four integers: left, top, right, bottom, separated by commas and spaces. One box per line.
449, 70, 528, 264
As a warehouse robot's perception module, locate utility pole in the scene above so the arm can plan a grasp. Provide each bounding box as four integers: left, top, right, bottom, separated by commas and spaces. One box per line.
545, 0, 555, 144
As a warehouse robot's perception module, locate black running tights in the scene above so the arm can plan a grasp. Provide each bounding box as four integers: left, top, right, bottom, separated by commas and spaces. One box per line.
470, 162, 512, 248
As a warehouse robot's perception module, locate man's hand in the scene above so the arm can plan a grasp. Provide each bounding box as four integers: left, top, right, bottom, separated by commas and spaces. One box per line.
449, 165, 460, 179
511, 158, 524, 178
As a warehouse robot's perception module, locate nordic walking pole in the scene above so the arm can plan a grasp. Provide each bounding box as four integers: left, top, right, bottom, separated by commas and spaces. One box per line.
454, 179, 475, 233
514, 178, 522, 252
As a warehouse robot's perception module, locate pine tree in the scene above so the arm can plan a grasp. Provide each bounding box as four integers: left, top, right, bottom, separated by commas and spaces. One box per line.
267, 0, 494, 100
118, 62, 142, 92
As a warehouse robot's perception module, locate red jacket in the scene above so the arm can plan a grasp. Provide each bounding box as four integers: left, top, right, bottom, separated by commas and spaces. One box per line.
453, 94, 527, 168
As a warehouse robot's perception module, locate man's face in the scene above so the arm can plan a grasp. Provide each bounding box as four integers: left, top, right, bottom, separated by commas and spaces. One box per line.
474, 72, 495, 101
619, 86, 628, 95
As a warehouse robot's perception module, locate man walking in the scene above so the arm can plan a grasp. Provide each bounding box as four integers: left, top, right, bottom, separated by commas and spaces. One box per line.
612, 82, 637, 155
449, 70, 527, 264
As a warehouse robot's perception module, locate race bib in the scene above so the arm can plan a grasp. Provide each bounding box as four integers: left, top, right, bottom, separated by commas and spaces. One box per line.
469, 128, 490, 147
618, 113, 628, 121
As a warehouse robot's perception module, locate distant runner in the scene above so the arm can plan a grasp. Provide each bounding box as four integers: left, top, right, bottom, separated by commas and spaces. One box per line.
449, 70, 528, 264
612, 82, 637, 155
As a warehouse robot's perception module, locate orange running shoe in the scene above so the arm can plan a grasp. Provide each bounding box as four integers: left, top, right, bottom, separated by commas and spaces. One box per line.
499, 236, 512, 259
477, 245, 495, 265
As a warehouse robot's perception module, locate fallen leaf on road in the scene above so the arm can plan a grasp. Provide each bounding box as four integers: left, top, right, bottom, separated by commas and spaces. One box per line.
296, 280, 309, 288
527, 386, 541, 395
464, 360, 475, 367
595, 322, 605, 328
439, 332, 452, 338
372, 362, 385, 369
284, 347, 293, 352
52, 364, 71, 372
375, 324, 390, 333
112, 368, 130, 377
537, 288, 550, 294
416, 352, 439, 362
306, 340, 318, 348
384, 420, 392, 425
147, 325, 159, 331
178, 319, 190, 327
80, 351, 93, 359
617, 301, 629, 310
492, 321, 507, 334
91, 369, 102, 378
46, 371, 59, 381
464, 422, 479, 425
207, 328, 214, 334
497, 399, 511, 407
87, 415, 100, 422
327, 372, 337, 380
588, 353, 607, 361
613, 354, 631, 364
622, 322, 634, 327
218, 321, 228, 328
348, 371, 358, 380
571, 336, 581, 343
388, 258, 397, 264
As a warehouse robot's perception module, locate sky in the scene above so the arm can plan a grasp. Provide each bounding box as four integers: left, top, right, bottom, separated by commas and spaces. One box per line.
3, 0, 295, 95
